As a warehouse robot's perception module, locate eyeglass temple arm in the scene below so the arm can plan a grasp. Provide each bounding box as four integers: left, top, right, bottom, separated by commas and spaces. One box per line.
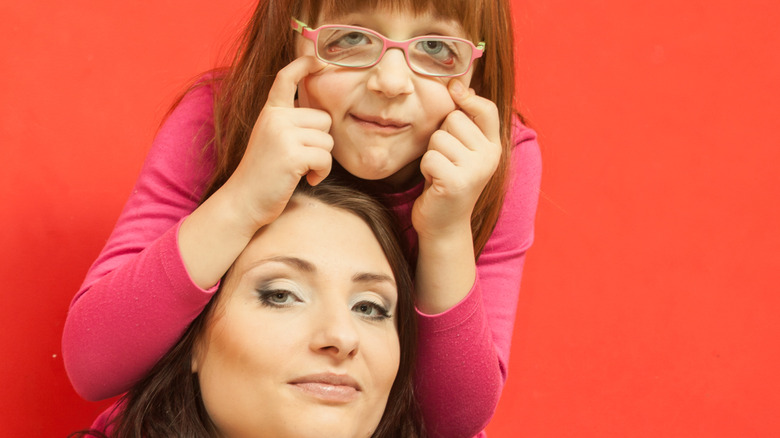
291, 17, 309, 35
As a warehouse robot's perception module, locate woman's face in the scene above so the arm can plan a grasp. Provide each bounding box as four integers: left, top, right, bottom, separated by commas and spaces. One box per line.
192, 196, 400, 438
296, 7, 476, 187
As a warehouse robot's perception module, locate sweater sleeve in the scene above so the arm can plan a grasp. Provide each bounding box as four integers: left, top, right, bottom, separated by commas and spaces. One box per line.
62, 83, 219, 401
414, 122, 542, 438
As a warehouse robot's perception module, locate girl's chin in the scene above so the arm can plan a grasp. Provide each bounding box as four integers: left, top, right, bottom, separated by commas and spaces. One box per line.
340, 164, 397, 182
334, 157, 423, 190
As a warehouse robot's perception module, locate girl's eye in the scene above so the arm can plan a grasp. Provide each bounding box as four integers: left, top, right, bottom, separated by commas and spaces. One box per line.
259, 289, 300, 307
339, 31, 370, 46
326, 30, 372, 53
352, 300, 391, 321
422, 40, 445, 55
416, 39, 457, 65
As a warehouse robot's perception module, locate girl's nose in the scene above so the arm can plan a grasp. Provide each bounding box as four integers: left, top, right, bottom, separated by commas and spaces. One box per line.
309, 307, 360, 360
366, 49, 414, 98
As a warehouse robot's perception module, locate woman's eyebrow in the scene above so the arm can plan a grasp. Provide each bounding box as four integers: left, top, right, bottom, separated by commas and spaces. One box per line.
352, 272, 396, 287
245, 256, 317, 274
244, 257, 393, 286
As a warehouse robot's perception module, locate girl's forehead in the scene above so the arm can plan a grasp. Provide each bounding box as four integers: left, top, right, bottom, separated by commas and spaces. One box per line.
318, 10, 467, 37
317, 1, 438, 17
302, 0, 481, 37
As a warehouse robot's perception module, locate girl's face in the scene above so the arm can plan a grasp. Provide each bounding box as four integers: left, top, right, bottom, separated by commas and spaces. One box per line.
192, 196, 400, 438
296, 7, 476, 187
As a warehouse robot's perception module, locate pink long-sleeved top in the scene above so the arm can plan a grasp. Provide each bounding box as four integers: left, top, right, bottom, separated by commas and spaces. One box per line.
64, 82, 541, 438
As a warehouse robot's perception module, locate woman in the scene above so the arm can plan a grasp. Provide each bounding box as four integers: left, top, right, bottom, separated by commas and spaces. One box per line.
76, 180, 423, 438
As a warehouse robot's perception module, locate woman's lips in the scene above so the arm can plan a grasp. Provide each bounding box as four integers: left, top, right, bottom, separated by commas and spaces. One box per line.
289, 373, 361, 404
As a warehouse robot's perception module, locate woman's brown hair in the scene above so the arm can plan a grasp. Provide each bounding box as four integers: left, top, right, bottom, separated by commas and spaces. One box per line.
202, 0, 520, 256
72, 179, 423, 437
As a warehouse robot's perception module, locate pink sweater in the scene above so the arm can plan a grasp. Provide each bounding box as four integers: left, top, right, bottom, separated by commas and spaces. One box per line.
64, 83, 541, 438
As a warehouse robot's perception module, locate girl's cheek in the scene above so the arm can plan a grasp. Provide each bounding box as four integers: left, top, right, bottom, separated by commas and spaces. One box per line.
297, 70, 334, 109
298, 69, 345, 113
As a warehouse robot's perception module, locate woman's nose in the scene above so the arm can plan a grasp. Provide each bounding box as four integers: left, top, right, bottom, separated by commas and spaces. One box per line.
309, 307, 360, 360
366, 48, 414, 98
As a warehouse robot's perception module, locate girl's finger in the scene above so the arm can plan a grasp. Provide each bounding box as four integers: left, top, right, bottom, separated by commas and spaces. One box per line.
438, 110, 488, 152
266, 56, 327, 108
287, 107, 332, 132
302, 147, 333, 186
428, 129, 469, 164
296, 128, 334, 152
419, 149, 457, 186
447, 79, 501, 144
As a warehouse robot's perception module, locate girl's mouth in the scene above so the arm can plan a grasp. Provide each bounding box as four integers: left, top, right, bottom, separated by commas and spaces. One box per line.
350, 114, 411, 133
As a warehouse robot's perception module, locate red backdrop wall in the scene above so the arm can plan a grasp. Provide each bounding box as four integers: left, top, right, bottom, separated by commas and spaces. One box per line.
1, 1, 778, 436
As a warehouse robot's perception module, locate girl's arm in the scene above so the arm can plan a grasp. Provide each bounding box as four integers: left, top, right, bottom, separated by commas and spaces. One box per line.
63, 57, 331, 401
177, 57, 331, 289
412, 80, 502, 314
63, 82, 219, 400
413, 114, 542, 436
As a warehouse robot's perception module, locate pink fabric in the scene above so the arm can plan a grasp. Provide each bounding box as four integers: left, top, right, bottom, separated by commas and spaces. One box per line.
90, 401, 121, 436
64, 82, 541, 438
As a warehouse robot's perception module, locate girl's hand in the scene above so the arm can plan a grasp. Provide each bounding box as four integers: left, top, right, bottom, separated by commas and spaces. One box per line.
225, 56, 334, 231
180, 57, 331, 289
411, 79, 502, 240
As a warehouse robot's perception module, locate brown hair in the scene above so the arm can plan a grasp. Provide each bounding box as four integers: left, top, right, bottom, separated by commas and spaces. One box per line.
202, 0, 519, 256
83, 179, 423, 438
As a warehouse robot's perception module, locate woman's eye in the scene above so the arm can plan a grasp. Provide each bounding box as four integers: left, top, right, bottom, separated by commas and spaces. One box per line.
259, 290, 299, 307
352, 301, 390, 320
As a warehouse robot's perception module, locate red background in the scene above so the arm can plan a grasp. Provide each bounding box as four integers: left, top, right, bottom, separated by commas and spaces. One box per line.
1, 1, 778, 436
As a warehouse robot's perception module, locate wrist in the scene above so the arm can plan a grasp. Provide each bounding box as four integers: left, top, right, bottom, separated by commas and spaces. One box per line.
178, 190, 259, 289
415, 219, 473, 248
414, 222, 476, 314
216, 178, 276, 236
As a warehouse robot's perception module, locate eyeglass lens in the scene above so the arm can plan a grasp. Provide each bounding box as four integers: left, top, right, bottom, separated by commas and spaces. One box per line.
316, 27, 474, 76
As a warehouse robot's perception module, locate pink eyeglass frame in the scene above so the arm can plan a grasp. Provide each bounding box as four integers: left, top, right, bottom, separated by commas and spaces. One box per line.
291, 17, 485, 78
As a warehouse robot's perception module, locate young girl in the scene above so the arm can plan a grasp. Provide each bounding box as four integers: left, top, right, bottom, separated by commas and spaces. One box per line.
75, 181, 424, 438
63, 0, 541, 436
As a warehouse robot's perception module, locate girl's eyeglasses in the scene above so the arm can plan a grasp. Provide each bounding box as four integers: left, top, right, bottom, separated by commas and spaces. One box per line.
291, 18, 485, 78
